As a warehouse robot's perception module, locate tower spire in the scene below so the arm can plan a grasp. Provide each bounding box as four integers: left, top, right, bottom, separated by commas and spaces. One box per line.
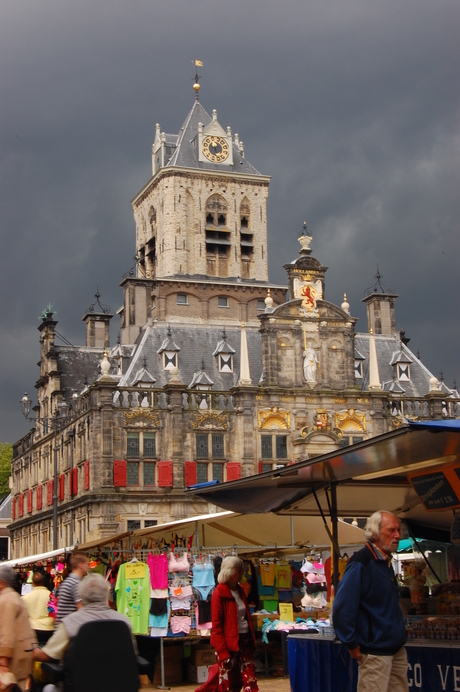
192, 60, 203, 101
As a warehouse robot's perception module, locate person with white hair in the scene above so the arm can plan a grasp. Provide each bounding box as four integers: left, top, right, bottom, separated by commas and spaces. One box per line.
211, 556, 258, 692
33, 573, 134, 664
333, 511, 408, 692
0, 563, 35, 691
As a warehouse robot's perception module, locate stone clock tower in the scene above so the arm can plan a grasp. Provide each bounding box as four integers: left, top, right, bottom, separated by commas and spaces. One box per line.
121, 88, 286, 344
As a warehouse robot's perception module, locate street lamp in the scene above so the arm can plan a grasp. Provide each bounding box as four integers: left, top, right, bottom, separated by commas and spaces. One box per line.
20, 392, 79, 550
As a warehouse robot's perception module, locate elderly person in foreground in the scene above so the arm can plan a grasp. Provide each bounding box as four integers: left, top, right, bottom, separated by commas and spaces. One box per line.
333, 510, 407, 692
211, 556, 258, 692
33, 573, 134, 664
0, 564, 35, 691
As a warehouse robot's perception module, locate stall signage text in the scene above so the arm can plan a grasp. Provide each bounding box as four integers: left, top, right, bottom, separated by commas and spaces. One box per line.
408, 466, 460, 511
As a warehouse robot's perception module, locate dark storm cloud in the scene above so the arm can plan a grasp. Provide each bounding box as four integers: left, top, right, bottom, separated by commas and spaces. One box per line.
1, 0, 459, 442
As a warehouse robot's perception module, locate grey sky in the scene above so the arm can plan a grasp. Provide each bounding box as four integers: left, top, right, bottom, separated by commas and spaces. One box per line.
1, 0, 459, 443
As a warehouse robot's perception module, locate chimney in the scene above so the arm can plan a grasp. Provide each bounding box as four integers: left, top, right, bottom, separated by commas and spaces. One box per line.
361, 268, 398, 336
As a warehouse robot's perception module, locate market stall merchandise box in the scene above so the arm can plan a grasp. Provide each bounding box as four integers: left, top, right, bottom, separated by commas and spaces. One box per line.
190, 643, 216, 666
188, 661, 211, 684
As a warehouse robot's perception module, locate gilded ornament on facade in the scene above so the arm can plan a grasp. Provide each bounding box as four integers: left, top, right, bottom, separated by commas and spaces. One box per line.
335, 409, 366, 433
391, 418, 405, 430
258, 407, 290, 430
124, 410, 160, 428
192, 411, 228, 430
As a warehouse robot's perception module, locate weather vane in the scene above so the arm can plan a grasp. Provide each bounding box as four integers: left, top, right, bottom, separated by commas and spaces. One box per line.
192, 59, 203, 100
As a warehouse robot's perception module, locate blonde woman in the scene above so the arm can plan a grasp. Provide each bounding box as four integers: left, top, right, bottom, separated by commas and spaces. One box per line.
211, 556, 258, 692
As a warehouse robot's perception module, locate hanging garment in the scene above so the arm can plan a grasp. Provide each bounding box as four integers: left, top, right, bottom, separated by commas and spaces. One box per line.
259, 562, 276, 586
170, 615, 192, 634
275, 563, 291, 590
115, 561, 151, 635
168, 551, 190, 573
149, 598, 169, 636
147, 553, 168, 589
192, 562, 215, 600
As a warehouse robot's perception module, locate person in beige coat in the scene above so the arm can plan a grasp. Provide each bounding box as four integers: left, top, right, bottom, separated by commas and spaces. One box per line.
0, 564, 35, 691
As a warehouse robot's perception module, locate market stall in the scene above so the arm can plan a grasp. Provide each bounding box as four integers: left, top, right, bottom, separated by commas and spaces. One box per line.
190, 421, 460, 691
75, 511, 365, 685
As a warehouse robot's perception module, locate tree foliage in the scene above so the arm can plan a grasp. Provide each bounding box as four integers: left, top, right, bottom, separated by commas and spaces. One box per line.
0, 443, 12, 499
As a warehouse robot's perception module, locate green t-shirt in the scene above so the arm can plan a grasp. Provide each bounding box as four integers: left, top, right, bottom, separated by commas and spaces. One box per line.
115, 562, 151, 635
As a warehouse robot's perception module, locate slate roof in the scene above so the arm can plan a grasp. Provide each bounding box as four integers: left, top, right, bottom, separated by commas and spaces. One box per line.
165, 101, 263, 177
119, 323, 263, 390
0, 494, 11, 520
354, 334, 436, 397
56, 346, 104, 396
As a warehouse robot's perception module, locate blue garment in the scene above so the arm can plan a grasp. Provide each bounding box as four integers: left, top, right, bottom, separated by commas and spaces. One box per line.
149, 599, 169, 629
192, 563, 215, 600
333, 542, 406, 656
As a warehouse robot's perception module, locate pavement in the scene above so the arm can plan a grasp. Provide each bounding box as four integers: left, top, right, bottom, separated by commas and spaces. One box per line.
142, 675, 291, 691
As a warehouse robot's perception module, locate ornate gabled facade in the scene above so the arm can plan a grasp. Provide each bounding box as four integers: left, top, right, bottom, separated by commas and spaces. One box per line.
9, 92, 460, 558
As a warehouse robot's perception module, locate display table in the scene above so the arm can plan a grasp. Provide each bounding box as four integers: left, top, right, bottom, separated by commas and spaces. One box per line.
288, 634, 460, 692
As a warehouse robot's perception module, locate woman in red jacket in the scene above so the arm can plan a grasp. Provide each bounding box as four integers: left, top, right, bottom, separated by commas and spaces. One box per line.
211, 556, 259, 692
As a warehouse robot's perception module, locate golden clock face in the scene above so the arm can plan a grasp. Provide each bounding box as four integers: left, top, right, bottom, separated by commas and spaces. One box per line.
202, 135, 229, 163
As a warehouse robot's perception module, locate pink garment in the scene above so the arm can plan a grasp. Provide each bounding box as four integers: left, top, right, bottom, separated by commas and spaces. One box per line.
170, 615, 192, 634
169, 584, 193, 599
306, 573, 327, 584
147, 553, 168, 589
168, 551, 190, 573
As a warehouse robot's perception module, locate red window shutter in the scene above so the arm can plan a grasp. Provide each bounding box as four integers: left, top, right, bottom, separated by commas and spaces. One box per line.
226, 462, 241, 481
59, 474, 65, 501
11, 497, 15, 520
69, 472, 73, 495
184, 461, 197, 487
84, 461, 90, 490
72, 467, 78, 495
158, 461, 173, 487
18, 494, 24, 517
36, 485, 42, 510
113, 460, 127, 487
258, 462, 263, 474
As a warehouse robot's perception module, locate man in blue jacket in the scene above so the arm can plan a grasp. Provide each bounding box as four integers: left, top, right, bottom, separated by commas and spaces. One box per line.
333, 511, 407, 692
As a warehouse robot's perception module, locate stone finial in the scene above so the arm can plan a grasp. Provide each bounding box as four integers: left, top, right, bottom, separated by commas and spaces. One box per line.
429, 376, 440, 392
99, 348, 112, 380
168, 365, 182, 384
155, 123, 161, 138
265, 288, 274, 309
198, 122, 203, 134
212, 109, 218, 121
234, 133, 239, 145
161, 132, 166, 143
227, 126, 232, 137
341, 293, 350, 314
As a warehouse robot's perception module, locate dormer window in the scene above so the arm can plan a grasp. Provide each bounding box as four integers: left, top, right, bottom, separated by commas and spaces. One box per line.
163, 352, 177, 370
219, 354, 233, 373
397, 363, 410, 381
157, 327, 180, 371
213, 327, 236, 374
354, 360, 363, 378
390, 346, 412, 382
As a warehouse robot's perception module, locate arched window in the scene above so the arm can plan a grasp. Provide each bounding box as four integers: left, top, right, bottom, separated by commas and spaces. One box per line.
205, 195, 228, 228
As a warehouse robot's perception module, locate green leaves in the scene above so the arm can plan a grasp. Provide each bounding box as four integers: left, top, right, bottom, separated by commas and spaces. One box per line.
0, 443, 12, 499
